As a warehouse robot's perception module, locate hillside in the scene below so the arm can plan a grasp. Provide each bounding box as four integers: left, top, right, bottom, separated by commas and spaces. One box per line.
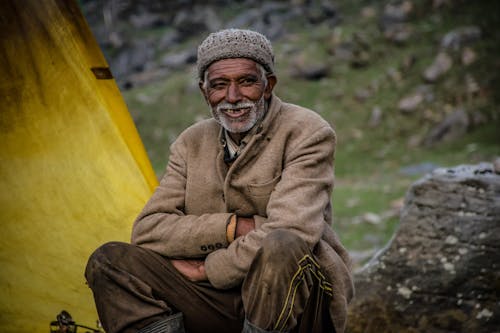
82, 0, 500, 267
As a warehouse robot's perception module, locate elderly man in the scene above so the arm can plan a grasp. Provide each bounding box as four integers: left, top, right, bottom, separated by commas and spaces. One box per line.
86, 29, 353, 333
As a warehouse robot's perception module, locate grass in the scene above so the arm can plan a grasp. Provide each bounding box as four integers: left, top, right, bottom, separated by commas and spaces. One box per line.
122, 0, 499, 266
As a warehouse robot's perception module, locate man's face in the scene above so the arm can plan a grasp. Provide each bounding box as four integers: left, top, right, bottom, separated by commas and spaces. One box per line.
201, 58, 275, 134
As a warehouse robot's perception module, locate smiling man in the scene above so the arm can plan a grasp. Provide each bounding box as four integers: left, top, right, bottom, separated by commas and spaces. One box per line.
85, 29, 353, 333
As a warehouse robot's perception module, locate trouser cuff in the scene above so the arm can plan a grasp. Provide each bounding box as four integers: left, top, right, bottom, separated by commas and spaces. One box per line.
138, 312, 185, 333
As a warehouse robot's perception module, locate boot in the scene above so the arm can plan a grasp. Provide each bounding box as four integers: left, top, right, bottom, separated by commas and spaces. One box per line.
138, 313, 185, 333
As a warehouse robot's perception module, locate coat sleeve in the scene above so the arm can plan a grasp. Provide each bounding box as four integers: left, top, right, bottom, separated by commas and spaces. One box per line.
205, 124, 336, 288
131, 137, 231, 258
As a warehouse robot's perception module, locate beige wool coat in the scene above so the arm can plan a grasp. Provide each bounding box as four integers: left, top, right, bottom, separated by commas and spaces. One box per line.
132, 95, 354, 332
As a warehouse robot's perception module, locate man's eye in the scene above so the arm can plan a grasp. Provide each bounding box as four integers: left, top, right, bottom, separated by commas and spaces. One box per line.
210, 82, 226, 89
240, 78, 257, 85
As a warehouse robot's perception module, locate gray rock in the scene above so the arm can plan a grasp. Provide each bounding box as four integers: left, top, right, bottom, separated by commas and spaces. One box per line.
424, 108, 469, 146
398, 92, 424, 113
112, 39, 156, 77
290, 63, 330, 81
368, 106, 382, 127
224, 2, 291, 40
304, 0, 337, 25
157, 30, 181, 52
441, 26, 482, 51
225, 8, 262, 30
173, 5, 222, 38
160, 48, 197, 69
355, 88, 372, 103
347, 163, 500, 333
398, 84, 434, 113
381, 1, 414, 25
332, 41, 355, 61
130, 12, 166, 29
462, 47, 478, 66
423, 52, 453, 83
383, 23, 413, 45
380, 0, 414, 42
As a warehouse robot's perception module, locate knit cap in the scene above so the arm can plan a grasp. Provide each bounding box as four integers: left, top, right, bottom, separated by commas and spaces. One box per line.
197, 29, 274, 79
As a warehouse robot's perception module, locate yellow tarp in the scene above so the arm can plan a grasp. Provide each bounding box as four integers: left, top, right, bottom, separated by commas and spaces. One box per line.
0, 1, 158, 331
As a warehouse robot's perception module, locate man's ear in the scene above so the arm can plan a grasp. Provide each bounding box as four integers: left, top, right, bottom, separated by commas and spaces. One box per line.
198, 80, 209, 104
264, 74, 277, 99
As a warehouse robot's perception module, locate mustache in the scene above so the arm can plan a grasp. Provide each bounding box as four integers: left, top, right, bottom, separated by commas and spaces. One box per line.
216, 101, 256, 112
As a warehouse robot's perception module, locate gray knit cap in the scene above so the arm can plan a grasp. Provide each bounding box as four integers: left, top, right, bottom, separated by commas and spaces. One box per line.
197, 29, 274, 79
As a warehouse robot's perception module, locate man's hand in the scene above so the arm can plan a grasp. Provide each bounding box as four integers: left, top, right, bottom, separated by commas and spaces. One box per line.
170, 259, 207, 282
235, 216, 255, 238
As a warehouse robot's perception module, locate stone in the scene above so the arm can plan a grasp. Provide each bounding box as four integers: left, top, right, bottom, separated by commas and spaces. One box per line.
157, 30, 181, 52
398, 92, 424, 113
380, 0, 414, 45
423, 52, 453, 82
424, 108, 469, 146
305, 0, 337, 24
465, 74, 480, 95
441, 26, 482, 51
160, 48, 197, 69
462, 47, 478, 66
354, 88, 372, 103
224, 2, 291, 40
433, 0, 452, 9
368, 106, 382, 127
332, 41, 355, 61
347, 163, 500, 333
173, 5, 222, 38
111, 39, 156, 78
382, 1, 414, 24
363, 212, 382, 225
130, 12, 166, 29
290, 55, 330, 80
350, 50, 371, 68
360, 6, 377, 19
383, 23, 413, 45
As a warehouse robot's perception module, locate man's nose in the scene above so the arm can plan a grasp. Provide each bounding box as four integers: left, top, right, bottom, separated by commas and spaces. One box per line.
226, 82, 242, 103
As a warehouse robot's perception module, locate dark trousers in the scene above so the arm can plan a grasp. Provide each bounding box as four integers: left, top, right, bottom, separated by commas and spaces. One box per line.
85, 230, 334, 333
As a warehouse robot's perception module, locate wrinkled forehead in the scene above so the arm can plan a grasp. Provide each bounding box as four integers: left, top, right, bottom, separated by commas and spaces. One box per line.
204, 58, 262, 82
207, 57, 258, 73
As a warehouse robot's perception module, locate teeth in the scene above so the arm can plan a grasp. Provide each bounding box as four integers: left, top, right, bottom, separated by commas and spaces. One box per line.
226, 109, 241, 113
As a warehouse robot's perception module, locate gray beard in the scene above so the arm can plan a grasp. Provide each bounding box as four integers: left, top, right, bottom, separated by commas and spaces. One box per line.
211, 95, 266, 133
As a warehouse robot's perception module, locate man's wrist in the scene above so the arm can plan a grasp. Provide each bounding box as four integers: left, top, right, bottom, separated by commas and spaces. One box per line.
226, 214, 238, 243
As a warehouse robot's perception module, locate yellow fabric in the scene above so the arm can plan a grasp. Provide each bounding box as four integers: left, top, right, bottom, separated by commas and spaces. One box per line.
0, 1, 158, 332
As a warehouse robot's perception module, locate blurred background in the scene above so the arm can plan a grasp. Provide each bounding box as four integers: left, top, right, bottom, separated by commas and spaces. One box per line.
80, 0, 499, 268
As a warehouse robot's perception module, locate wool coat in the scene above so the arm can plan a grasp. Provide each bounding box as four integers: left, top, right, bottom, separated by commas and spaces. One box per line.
132, 95, 354, 332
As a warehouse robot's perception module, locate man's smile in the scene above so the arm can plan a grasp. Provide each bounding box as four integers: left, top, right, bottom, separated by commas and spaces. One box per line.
221, 107, 251, 118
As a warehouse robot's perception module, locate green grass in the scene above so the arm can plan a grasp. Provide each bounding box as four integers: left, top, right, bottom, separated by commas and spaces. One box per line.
122, 0, 500, 266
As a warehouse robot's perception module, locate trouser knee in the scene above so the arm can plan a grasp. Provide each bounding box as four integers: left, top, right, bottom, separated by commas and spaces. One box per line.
85, 241, 129, 286
243, 230, 318, 331
252, 230, 311, 282
259, 230, 309, 263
